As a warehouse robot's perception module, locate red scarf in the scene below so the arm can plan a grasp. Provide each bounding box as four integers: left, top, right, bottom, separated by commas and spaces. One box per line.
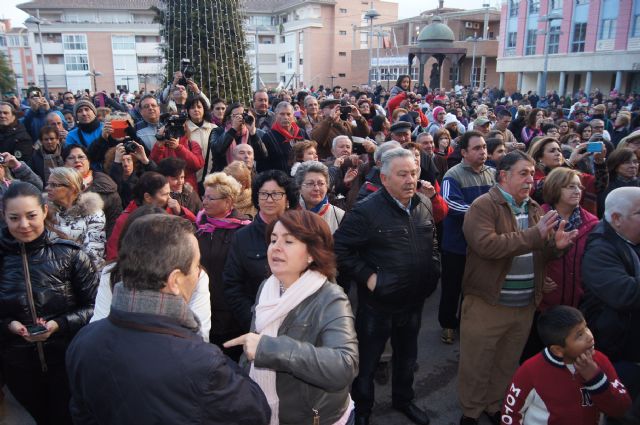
271, 121, 304, 143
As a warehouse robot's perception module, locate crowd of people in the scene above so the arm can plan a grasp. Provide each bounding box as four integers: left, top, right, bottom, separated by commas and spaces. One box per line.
1, 72, 640, 425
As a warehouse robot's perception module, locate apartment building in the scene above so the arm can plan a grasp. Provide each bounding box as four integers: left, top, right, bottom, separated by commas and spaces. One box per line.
497, 0, 640, 95
0, 19, 37, 95
17, 0, 164, 94
244, 0, 398, 90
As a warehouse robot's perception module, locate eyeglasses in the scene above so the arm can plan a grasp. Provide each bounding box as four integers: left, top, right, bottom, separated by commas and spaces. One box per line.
562, 184, 585, 192
203, 195, 227, 201
258, 191, 286, 201
624, 160, 640, 165
46, 182, 68, 188
66, 155, 87, 161
302, 181, 327, 189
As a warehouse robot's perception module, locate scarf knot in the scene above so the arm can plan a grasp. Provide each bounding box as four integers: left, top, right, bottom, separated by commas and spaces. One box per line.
271, 121, 304, 143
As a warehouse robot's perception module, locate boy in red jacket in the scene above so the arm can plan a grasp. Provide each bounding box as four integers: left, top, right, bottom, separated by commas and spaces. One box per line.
501, 306, 630, 425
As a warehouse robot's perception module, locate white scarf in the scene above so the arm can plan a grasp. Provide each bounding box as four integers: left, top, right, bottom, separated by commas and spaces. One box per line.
250, 269, 326, 425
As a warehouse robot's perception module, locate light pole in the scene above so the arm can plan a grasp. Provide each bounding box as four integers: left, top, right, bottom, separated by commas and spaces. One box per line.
479, 3, 490, 89
466, 32, 479, 88
539, 13, 562, 96
86, 69, 103, 93
25, 16, 49, 98
364, 2, 380, 87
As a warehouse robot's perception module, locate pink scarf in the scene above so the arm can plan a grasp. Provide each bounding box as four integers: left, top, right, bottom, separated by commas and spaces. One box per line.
225, 123, 250, 166
195, 209, 250, 234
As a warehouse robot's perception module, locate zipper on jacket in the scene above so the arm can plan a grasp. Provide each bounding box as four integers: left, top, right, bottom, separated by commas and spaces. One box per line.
312, 408, 320, 425
20, 243, 48, 372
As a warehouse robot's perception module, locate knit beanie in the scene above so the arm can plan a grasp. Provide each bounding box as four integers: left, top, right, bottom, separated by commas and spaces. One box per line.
432, 106, 445, 119
73, 100, 97, 118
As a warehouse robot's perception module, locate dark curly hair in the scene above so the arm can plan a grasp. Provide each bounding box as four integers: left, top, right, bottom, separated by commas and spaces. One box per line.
251, 169, 299, 210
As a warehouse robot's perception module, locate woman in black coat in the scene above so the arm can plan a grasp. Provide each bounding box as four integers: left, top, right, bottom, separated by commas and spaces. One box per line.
196, 172, 251, 360
223, 170, 298, 333
0, 182, 98, 425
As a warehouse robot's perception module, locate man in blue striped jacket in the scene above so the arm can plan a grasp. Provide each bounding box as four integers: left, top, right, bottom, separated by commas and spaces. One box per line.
438, 130, 495, 344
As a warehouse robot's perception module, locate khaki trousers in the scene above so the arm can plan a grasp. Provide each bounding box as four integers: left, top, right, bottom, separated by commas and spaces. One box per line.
457, 294, 535, 418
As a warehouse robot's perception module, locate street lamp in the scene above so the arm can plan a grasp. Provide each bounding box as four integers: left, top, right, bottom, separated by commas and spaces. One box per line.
479, 3, 491, 89
24, 16, 49, 98
86, 69, 103, 92
364, 2, 380, 87
539, 13, 562, 96
466, 32, 479, 88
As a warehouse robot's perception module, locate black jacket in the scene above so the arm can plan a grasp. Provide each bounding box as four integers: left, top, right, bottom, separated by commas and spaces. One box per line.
31, 145, 64, 183
255, 128, 309, 174
208, 126, 266, 172
0, 120, 33, 166
581, 220, 640, 362
66, 307, 270, 425
223, 214, 270, 332
0, 229, 98, 366
334, 188, 441, 312
197, 210, 248, 337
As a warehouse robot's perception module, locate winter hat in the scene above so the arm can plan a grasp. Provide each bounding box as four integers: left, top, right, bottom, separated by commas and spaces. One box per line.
444, 113, 459, 126
73, 100, 97, 118
432, 106, 445, 119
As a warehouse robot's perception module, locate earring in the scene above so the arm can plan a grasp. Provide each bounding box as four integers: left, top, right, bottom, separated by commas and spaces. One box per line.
308, 258, 313, 264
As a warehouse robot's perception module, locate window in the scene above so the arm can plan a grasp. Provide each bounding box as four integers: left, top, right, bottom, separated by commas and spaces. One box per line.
575, 0, 589, 4
63, 34, 87, 50
599, 0, 619, 40
338, 51, 347, 56
280, 36, 285, 43
507, 31, 517, 48
339, 8, 347, 13
65, 54, 89, 71
529, 0, 540, 13
339, 30, 347, 35
634, 0, 640, 37
112, 35, 135, 50
280, 55, 285, 63
571, 23, 587, 51
600, 19, 616, 39
287, 54, 292, 69
8, 36, 20, 47
338, 73, 346, 77
299, 58, 303, 65
550, 0, 563, 9
548, 24, 560, 53
0, 36, 5, 47
525, 29, 537, 55
509, 0, 520, 16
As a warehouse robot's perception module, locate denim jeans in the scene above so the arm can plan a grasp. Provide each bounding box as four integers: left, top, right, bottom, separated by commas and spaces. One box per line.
352, 301, 423, 416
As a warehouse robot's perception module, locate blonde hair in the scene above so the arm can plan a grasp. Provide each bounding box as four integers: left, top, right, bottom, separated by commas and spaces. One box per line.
49, 167, 83, 194
223, 160, 252, 190
203, 172, 242, 202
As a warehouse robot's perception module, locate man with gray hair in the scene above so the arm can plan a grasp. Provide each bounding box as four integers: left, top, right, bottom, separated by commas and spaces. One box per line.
334, 147, 441, 425
582, 186, 640, 423
356, 141, 402, 202
256, 101, 308, 173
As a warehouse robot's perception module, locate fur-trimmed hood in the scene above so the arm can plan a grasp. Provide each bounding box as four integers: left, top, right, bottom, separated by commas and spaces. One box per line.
47, 191, 105, 218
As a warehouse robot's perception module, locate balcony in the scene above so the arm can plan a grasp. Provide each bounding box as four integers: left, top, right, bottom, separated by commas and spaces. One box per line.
282, 18, 323, 32
136, 42, 162, 57
41, 42, 64, 55
137, 62, 163, 75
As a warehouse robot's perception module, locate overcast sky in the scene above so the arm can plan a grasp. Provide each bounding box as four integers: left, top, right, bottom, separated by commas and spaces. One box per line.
2, 0, 499, 28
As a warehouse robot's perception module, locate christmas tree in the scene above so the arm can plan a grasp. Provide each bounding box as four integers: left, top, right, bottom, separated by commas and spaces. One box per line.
156, 0, 253, 104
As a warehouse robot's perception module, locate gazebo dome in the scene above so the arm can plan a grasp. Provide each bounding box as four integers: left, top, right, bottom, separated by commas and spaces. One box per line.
417, 16, 455, 48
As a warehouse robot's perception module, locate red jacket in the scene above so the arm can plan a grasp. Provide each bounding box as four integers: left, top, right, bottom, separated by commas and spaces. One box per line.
105, 200, 196, 261
502, 348, 630, 425
539, 205, 598, 311
386, 92, 429, 126
150, 136, 205, 194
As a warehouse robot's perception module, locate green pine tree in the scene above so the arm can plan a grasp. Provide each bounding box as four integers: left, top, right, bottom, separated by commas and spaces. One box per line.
155, 0, 253, 104
0, 53, 16, 94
